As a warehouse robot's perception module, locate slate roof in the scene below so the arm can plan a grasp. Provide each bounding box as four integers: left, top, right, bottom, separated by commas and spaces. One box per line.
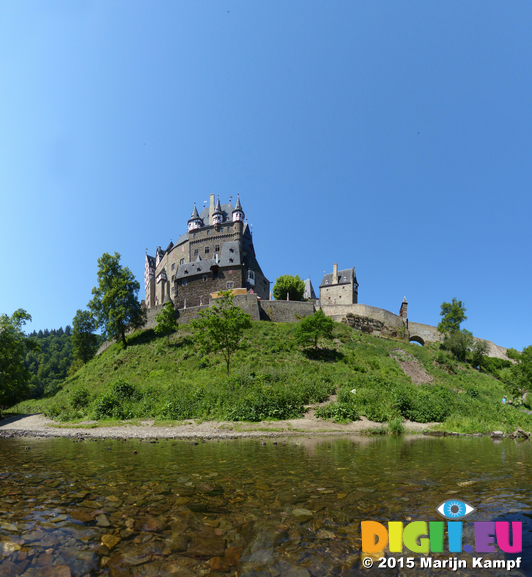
319, 268, 358, 288
303, 278, 316, 299
146, 255, 156, 268
173, 241, 242, 281
190, 204, 200, 219
197, 202, 236, 224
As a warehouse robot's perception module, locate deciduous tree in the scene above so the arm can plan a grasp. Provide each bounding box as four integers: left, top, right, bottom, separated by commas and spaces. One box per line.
504, 346, 532, 397
155, 302, 178, 344
273, 275, 305, 301
192, 291, 251, 375
72, 309, 98, 364
437, 298, 467, 334
88, 252, 146, 349
0, 309, 39, 407
295, 309, 334, 350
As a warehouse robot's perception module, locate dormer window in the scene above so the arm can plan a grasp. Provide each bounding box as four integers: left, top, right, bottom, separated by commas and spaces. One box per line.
229, 258, 233, 263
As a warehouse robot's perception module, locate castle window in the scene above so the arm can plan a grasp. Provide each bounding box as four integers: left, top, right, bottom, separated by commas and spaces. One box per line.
193, 234, 196, 238
171, 264, 175, 270
182, 280, 187, 286
207, 230, 210, 235
215, 244, 220, 252
230, 248, 234, 252
229, 258, 233, 263
194, 249, 199, 256
180, 258, 185, 265
205, 247, 210, 254
203, 275, 208, 282
227, 282, 234, 289
227, 227, 230, 232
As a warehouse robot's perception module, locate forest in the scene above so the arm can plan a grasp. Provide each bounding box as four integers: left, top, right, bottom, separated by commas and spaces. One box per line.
23, 327, 104, 399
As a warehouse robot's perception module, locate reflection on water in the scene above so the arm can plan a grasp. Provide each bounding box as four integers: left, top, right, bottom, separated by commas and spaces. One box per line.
0, 434, 531, 575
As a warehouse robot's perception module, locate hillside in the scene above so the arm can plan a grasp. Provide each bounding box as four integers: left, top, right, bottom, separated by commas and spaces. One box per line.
13, 321, 532, 434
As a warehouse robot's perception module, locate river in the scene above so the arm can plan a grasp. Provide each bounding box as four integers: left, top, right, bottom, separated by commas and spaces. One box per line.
0, 434, 530, 576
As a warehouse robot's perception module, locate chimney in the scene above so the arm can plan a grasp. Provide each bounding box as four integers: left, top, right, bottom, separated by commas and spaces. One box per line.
209, 194, 215, 225
332, 263, 338, 284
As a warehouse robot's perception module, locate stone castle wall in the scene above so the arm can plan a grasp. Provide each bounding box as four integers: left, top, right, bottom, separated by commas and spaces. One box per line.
98, 296, 510, 362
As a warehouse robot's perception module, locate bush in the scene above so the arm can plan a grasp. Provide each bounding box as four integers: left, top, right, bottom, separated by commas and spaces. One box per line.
397, 386, 454, 423
71, 386, 91, 409
315, 402, 359, 423
92, 379, 142, 419
387, 417, 405, 435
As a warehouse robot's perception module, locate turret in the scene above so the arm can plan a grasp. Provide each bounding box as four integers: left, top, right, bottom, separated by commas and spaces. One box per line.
232, 194, 244, 222
212, 196, 223, 225
188, 203, 203, 231
399, 296, 408, 319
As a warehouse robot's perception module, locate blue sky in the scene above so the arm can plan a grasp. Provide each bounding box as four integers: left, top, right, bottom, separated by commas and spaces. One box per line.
1, 1, 530, 350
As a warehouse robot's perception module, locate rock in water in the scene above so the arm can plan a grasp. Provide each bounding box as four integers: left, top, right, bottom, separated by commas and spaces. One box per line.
291, 508, 314, 523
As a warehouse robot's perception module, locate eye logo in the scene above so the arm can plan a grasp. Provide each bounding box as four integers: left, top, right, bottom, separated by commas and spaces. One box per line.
436, 499, 476, 520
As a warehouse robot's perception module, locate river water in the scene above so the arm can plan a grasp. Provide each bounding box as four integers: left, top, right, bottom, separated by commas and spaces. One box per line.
0, 434, 531, 576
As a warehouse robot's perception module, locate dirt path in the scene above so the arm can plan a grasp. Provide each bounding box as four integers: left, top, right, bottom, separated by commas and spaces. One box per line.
0, 413, 437, 439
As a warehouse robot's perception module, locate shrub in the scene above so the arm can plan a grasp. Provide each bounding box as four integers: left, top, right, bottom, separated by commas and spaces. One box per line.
315, 402, 359, 423
71, 386, 91, 409
387, 417, 405, 435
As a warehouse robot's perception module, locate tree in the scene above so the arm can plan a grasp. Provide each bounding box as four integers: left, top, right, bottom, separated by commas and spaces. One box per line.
155, 302, 178, 344
273, 275, 305, 301
0, 309, 39, 407
72, 309, 98, 364
88, 252, 146, 349
192, 290, 251, 375
295, 309, 335, 350
470, 339, 490, 369
442, 329, 474, 362
437, 298, 467, 334
504, 346, 532, 398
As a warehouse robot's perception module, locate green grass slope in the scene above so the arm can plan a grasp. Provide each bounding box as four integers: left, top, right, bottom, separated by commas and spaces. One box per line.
14, 321, 532, 433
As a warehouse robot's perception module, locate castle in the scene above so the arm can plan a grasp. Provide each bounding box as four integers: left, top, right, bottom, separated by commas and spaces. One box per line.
144, 194, 270, 310
141, 196, 509, 362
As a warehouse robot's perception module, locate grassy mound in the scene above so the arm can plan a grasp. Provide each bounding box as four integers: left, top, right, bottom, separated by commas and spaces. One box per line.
13, 321, 532, 433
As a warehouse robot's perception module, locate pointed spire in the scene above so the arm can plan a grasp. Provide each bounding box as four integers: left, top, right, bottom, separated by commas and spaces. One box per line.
190, 203, 199, 219
214, 196, 222, 213
232, 194, 244, 222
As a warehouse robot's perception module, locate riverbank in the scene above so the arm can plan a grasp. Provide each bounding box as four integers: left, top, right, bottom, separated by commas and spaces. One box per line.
0, 413, 437, 439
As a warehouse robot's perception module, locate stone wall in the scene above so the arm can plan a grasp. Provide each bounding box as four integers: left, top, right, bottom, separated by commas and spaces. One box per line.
97, 297, 511, 362
407, 321, 443, 346
172, 268, 244, 309
321, 303, 405, 330
319, 283, 356, 305
258, 300, 316, 323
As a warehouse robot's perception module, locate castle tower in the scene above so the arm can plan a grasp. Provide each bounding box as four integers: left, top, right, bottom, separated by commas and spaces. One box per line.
212, 196, 223, 226
232, 194, 244, 222
188, 203, 203, 231
399, 296, 408, 319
